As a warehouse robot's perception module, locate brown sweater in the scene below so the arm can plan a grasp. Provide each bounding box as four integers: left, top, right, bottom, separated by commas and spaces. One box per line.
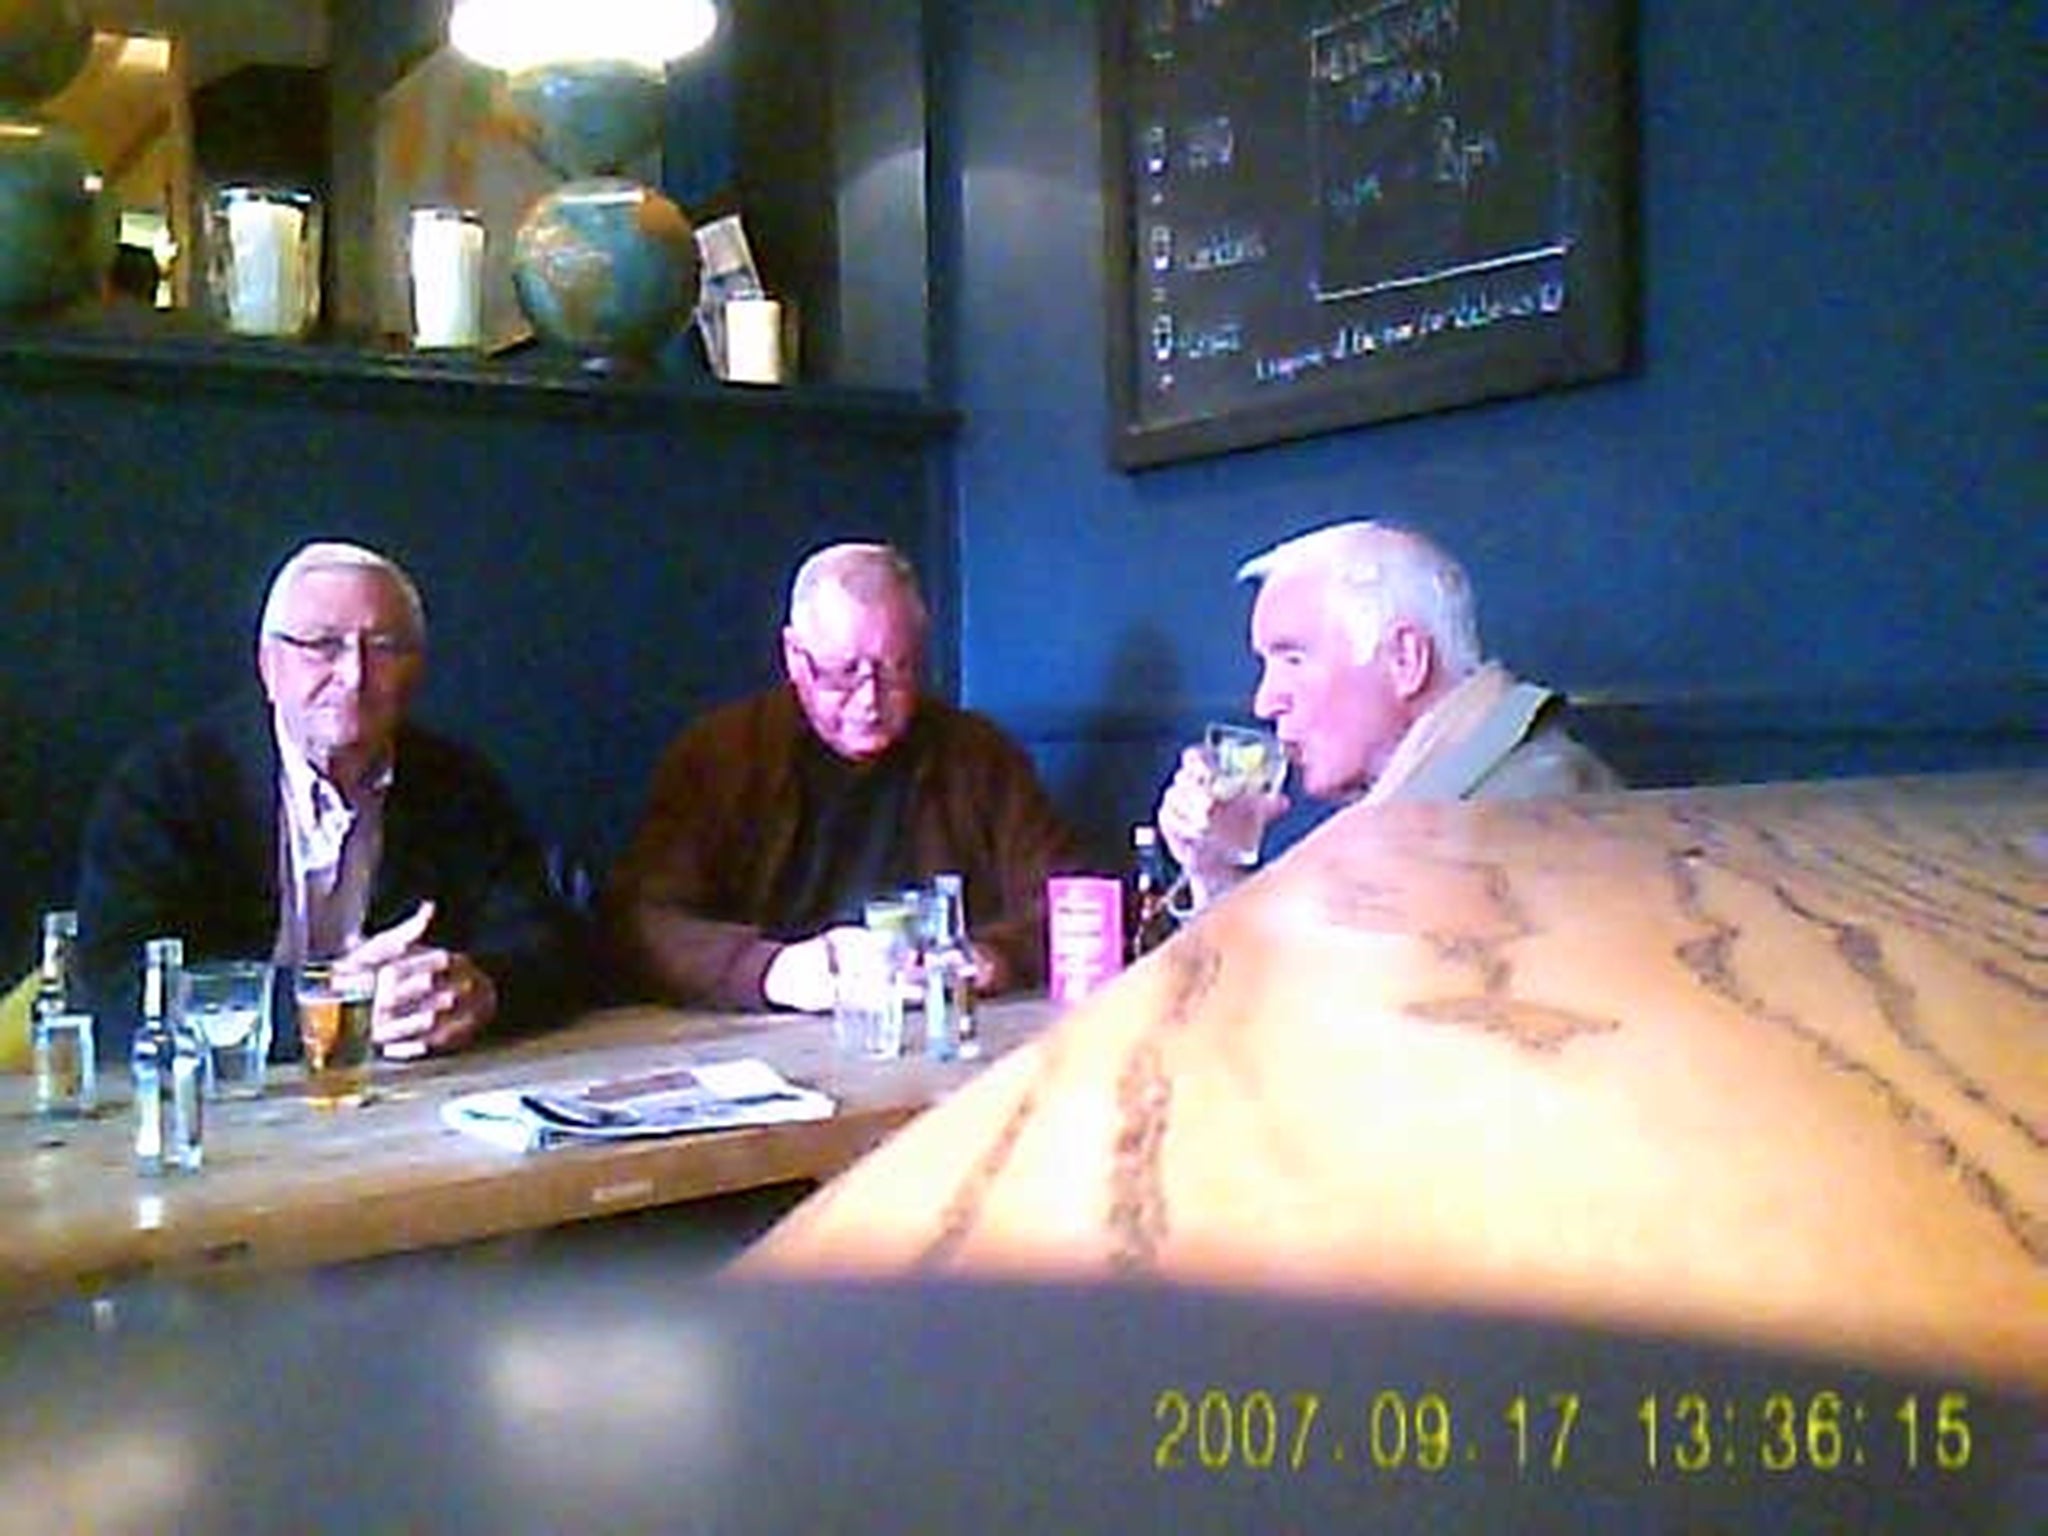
605, 686, 1081, 1008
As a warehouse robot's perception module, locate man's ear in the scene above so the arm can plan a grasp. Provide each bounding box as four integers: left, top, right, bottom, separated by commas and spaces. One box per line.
1381, 619, 1435, 700
255, 637, 280, 705
779, 626, 804, 684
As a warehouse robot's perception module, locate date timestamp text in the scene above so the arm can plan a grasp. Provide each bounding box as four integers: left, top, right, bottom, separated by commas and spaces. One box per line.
1149, 1387, 1977, 1477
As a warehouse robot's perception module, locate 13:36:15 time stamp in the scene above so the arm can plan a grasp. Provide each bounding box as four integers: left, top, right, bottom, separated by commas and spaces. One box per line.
1151, 1387, 1977, 1476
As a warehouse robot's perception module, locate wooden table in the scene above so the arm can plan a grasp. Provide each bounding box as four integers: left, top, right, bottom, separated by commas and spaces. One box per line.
0, 996, 1056, 1310
742, 773, 2048, 1393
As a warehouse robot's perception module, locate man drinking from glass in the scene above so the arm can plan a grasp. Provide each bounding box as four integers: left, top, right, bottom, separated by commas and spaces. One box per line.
1156, 520, 1622, 914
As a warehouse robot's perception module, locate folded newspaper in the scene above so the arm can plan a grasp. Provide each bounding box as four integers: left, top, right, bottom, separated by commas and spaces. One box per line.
441, 1059, 836, 1152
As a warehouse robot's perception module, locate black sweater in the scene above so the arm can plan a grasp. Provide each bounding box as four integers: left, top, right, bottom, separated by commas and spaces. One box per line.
76, 698, 580, 1057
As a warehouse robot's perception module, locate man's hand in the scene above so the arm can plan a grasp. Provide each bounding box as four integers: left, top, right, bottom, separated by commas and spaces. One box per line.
1155, 745, 1290, 909
762, 926, 866, 1013
966, 943, 1006, 995
765, 926, 1003, 1012
338, 900, 499, 1060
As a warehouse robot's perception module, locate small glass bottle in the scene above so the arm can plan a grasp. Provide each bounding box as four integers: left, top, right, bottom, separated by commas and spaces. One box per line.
32, 909, 97, 1117
135, 937, 203, 1175
132, 941, 169, 1174
922, 873, 981, 1062
169, 986, 206, 1173
1126, 824, 1176, 962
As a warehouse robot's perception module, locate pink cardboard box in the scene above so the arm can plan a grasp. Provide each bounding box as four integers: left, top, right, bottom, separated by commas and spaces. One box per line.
1047, 876, 1124, 1004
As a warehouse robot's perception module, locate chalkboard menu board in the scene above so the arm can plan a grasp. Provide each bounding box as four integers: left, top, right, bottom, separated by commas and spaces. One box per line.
1103, 0, 1632, 468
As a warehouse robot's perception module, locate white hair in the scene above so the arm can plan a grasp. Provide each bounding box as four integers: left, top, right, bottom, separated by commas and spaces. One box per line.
257, 541, 427, 645
1236, 520, 1483, 677
787, 541, 928, 636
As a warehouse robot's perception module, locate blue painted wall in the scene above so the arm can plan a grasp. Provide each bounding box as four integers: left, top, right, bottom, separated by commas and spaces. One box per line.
1, 0, 947, 963
4, 0, 2040, 962
943, 1, 2044, 857
0, 375, 943, 953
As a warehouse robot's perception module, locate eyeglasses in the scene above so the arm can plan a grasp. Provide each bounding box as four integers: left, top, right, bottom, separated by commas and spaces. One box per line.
795, 644, 917, 694
269, 630, 423, 666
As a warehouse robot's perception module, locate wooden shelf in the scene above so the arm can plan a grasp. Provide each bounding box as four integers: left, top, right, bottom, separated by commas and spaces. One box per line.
0, 324, 959, 437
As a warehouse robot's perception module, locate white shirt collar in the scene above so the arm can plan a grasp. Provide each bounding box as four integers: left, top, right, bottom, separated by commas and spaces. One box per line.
273, 716, 394, 870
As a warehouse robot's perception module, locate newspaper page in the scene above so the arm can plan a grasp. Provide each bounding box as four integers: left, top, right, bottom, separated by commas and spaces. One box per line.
442, 1059, 834, 1152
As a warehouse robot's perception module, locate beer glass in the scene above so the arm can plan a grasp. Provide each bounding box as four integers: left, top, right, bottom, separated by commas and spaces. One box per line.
295, 963, 376, 1107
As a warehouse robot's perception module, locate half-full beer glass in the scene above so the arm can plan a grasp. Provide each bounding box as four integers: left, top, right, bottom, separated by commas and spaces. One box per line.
295, 963, 375, 1107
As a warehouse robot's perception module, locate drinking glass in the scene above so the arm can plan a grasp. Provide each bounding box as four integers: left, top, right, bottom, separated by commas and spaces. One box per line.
864, 890, 924, 991
863, 892, 921, 951
184, 960, 274, 1099
830, 928, 904, 1059
1201, 721, 1288, 866
295, 963, 376, 1107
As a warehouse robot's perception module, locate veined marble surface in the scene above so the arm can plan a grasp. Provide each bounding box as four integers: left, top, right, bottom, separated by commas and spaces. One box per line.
740, 773, 2048, 1390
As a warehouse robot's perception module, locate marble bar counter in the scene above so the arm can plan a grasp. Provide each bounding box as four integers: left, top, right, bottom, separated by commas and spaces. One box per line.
741, 772, 2048, 1393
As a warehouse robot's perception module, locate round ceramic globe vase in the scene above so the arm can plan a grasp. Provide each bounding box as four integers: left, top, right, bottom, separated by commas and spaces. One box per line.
0, 1, 114, 315
501, 60, 697, 372
512, 177, 697, 369
0, 113, 115, 311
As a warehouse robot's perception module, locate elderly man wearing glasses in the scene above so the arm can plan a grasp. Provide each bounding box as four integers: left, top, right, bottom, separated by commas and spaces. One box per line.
76, 540, 575, 1059
607, 541, 1079, 1013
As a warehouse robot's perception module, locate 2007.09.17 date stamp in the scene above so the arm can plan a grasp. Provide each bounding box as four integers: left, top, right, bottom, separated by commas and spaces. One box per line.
1149, 1386, 1980, 1478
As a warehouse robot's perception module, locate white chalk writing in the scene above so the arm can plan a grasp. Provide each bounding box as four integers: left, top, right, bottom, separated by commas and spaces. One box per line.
1183, 321, 1244, 360
1343, 65, 1445, 123
1312, 0, 1460, 85
1183, 227, 1268, 272
1432, 114, 1498, 188
1326, 172, 1386, 221
1184, 115, 1236, 171
1254, 345, 1329, 382
1151, 313, 1176, 362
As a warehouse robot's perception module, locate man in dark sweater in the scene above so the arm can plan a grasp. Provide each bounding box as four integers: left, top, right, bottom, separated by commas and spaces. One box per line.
77, 541, 574, 1058
606, 542, 1079, 1012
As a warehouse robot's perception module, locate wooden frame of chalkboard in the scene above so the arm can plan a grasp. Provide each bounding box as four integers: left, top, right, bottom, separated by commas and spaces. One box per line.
1102, 0, 1633, 469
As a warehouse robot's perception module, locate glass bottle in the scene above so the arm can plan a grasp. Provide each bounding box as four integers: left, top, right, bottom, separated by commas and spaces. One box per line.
135, 937, 204, 1175
32, 909, 97, 1116
1126, 824, 1176, 962
922, 872, 980, 1061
